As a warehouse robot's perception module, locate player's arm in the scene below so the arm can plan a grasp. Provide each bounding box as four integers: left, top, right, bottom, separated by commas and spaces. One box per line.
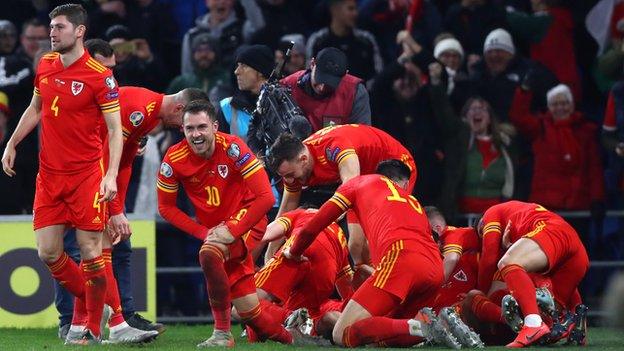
288, 185, 354, 258
335, 265, 354, 301
441, 230, 464, 281
477, 221, 503, 292
337, 153, 360, 183
262, 215, 293, 243
108, 158, 133, 239
348, 226, 369, 266
442, 251, 461, 282
157, 162, 209, 240
100, 110, 123, 202
2, 94, 42, 176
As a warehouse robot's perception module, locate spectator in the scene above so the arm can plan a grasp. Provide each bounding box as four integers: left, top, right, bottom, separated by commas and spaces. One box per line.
166, 33, 230, 103
306, 0, 383, 83
0, 20, 18, 55
88, 0, 128, 39
510, 83, 606, 237
280, 47, 371, 132
397, 30, 474, 113
14, 19, 48, 64
106, 24, 168, 91
217, 45, 273, 144
506, 0, 581, 99
181, 0, 265, 75
469, 28, 558, 121
443, 0, 506, 55
274, 34, 306, 77
251, 0, 310, 49
430, 62, 516, 221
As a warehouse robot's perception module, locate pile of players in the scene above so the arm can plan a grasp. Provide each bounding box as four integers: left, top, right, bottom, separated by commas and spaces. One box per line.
0, 3, 590, 348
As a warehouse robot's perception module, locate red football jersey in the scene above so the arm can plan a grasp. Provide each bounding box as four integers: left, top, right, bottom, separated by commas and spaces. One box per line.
34, 51, 120, 174
157, 132, 273, 239
441, 226, 480, 256
275, 208, 349, 269
104, 86, 164, 215
478, 200, 570, 290
290, 174, 438, 265
283, 124, 416, 192
433, 252, 478, 311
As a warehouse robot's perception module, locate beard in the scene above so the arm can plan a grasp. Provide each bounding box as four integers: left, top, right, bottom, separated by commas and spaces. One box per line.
53, 38, 77, 54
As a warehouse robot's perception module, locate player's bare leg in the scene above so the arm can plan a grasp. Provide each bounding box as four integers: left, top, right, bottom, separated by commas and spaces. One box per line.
316, 311, 340, 340
498, 238, 550, 347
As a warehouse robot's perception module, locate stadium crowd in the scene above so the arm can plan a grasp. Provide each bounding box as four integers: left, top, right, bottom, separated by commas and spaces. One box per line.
0, 0, 623, 348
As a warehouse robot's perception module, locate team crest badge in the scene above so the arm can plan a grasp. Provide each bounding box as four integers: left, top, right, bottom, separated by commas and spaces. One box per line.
218, 164, 228, 178
71, 81, 84, 95
453, 270, 468, 282
129, 111, 144, 126
227, 143, 241, 159
160, 162, 173, 178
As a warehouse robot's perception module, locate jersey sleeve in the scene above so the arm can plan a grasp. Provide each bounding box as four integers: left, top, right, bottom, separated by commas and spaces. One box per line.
477, 213, 503, 292
290, 180, 356, 257
275, 209, 304, 238
95, 70, 120, 114
325, 138, 357, 167
156, 153, 207, 240
226, 140, 275, 237
442, 229, 465, 256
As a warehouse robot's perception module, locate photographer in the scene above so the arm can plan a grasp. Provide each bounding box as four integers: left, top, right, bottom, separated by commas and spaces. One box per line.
105, 24, 167, 91
280, 47, 370, 132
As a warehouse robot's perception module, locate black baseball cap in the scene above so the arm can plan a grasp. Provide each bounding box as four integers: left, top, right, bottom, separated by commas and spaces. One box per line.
314, 47, 347, 89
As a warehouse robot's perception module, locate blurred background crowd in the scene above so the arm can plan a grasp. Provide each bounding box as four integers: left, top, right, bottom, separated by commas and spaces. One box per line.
1, 0, 623, 319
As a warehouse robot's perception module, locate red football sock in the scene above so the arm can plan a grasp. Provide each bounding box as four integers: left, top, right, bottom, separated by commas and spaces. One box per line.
500, 264, 539, 317
259, 299, 290, 323
471, 294, 504, 323
199, 244, 231, 332
82, 256, 107, 337
343, 317, 411, 347
47, 252, 85, 298
102, 248, 124, 327
239, 304, 292, 344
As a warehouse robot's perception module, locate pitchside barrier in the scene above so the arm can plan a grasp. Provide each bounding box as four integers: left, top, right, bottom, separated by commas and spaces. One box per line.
0, 214, 156, 328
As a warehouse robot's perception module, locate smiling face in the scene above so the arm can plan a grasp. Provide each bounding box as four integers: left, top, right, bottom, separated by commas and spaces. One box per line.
183, 111, 218, 158
548, 93, 573, 120
49, 15, 83, 54
276, 153, 313, 185
465, 99, 491, 135
438, 50, 462, 71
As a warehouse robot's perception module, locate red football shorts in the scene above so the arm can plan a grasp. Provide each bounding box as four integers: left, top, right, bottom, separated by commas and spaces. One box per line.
33, 163, 105, 232
227, 209, 266, 253
526, 220, 588, 309
352, 239, 443, 317
226, 218, 268, 299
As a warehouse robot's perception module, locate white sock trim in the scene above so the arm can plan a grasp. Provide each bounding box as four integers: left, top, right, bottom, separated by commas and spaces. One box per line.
69, 325, 85, 332
109, 321, 129, 333
407, 319, 424, 337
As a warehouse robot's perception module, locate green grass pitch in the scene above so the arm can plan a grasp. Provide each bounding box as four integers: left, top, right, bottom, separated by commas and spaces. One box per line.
1, 325, 623, 350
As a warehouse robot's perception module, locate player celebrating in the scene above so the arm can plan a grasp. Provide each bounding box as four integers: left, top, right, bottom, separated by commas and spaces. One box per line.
255, 207, 353, 339
284, 160, 475, 348
157, 100, 315, 347
1, 4, 122, 344
477, 200, 589, 347
267, 124, 416, 267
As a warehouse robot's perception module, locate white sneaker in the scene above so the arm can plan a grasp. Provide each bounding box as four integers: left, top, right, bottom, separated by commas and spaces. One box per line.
439, 307, 485, 348
197, 330, 235, 348
104, 322, 159, 344
64, 329, 101, 346
287, 326, 331, 346
100, 304, 112, 335
284, 308, 313, 335
64, 325, 85, 345
536, 287, 556, 317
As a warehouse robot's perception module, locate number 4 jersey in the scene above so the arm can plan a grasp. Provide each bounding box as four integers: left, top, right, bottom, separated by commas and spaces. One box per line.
157, 132, 273, 240
34, 51, 120, 174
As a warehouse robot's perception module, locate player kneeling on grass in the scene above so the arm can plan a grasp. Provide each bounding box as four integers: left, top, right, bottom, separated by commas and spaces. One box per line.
157, 100, 321, 347
283, 160, 480, 348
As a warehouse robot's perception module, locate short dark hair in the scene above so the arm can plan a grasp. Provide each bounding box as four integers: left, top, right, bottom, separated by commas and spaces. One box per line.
21, 18, 46, 34
181, 88, 209, 104
424, 206, 444, 220
376, 159, 411, 183
49, 4, 87, 28
267, 133, 305, 172
183, 99, 217, 122
85, 38, 113, 58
